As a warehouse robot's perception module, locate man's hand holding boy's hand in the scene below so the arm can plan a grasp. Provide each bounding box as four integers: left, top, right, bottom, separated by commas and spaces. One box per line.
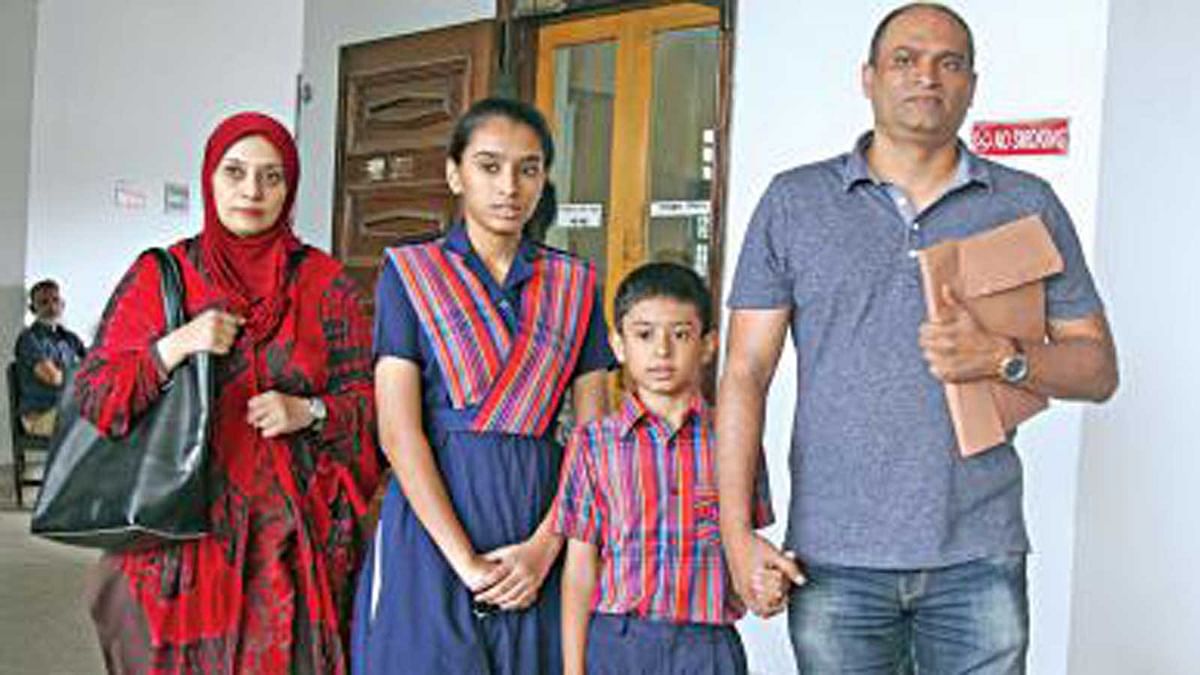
749, 551, 801, 617
724, 529, 806, 618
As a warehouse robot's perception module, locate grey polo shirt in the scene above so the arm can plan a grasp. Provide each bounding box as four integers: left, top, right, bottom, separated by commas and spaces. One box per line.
728, 134, 1103, 568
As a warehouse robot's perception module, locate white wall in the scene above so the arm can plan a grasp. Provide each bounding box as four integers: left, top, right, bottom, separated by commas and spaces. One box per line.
1069, 1, 1200, 672
295, 0, 495, 250
24, 0, 303, 338
0, 0, 38, 466
725, 2, 1109, 673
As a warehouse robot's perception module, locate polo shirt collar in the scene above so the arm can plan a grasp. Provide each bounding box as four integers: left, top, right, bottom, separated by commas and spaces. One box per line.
618, 392, 710, 439
442, 221, 539, 289
841, 131, 993, 192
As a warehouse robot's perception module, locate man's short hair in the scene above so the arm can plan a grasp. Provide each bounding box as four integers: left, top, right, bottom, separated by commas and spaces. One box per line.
28, 279, 59, 303
868, 3, 975, 68
614, 262, 713, 334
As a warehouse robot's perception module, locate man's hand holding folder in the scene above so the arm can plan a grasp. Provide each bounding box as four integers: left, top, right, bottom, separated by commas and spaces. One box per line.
917, 215, 1064, 456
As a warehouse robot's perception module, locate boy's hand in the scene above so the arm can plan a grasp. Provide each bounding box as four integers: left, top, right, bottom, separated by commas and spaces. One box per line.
749, 551, 798, 618
725, 528, 806, 617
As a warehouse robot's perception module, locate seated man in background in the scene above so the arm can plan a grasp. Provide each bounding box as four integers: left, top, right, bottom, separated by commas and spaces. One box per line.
13, 279, 86, 437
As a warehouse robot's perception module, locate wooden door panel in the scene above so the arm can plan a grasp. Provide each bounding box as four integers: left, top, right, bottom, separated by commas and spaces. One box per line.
341, 184, 452, 262
334, 20, 495, 313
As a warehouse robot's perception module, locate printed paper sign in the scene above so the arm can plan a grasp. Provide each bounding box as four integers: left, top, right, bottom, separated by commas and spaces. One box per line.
557, 203, 604, 229
114, 180, 147, 210
163, 182, 190, 215
971, 118, 1069, 156
649, 200, 712, 218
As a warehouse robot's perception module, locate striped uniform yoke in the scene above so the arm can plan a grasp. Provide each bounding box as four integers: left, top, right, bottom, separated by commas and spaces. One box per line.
387, 241, 596, 436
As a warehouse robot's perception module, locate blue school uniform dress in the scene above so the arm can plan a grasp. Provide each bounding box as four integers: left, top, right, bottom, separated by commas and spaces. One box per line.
352, 224, 614, 675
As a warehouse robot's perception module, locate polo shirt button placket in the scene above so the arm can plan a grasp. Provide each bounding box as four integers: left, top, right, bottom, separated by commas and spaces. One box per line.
907, 220, 922, 258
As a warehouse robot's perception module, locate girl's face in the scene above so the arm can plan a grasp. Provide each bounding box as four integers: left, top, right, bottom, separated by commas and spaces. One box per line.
211, 134, 287, 237
446, 115, 547, 240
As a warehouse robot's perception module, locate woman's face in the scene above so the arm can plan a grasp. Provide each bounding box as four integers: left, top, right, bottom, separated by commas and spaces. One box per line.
211, 135, 287, 237
446, 115, 547, 239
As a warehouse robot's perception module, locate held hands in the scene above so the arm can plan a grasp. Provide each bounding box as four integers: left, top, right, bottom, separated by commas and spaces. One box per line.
749, 551, 797, 617
246, 391, 315, 438
468, 534, 560, 612
457, 555, 508, 597
725, 528, 806, 619
918, 285, 1012, 383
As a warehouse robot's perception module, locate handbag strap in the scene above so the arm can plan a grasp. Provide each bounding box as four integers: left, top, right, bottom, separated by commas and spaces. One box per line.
148, 248, 185, 331
145, 248, 211, 407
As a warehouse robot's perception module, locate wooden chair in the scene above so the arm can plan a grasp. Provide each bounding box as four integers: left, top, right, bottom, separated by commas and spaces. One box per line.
6, 361, 50, 508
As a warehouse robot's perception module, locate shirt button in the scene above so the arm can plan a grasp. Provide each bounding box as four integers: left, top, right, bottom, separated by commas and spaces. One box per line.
911, 222, 920, 231
907, 249, 919, 258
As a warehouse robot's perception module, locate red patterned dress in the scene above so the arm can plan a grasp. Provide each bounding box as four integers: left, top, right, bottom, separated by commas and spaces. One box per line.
78, 238, 380, 674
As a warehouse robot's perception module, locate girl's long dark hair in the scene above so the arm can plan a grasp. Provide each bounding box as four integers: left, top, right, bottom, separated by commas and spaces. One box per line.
448, 97, 558, 241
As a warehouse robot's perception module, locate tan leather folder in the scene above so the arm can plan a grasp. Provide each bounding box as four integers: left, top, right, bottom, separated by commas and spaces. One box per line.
917, 215, 1064, 457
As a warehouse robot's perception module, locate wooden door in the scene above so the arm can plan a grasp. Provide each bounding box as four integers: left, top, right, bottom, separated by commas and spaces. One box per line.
535, 3, 725, 325
333, 21, 496, 311
535, 3, 727, 396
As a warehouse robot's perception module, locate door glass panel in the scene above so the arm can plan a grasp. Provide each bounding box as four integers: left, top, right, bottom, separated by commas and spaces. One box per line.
544, 41, 616, 279
645, 27, 719, 280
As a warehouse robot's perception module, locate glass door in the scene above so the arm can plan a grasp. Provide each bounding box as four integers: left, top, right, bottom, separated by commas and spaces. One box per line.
536, 3, 723, 323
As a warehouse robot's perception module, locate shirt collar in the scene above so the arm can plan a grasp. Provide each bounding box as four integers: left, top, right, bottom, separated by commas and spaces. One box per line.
617, 392, 710, 439
442, 221, 539, 289
840, 131, 992, 192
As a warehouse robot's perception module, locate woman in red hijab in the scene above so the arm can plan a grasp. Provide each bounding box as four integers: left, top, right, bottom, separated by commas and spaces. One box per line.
75, 112, 381, 674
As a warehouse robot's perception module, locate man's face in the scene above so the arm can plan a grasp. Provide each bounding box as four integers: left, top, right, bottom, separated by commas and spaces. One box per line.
31, 286, 63, 323
862, 7, 976, 147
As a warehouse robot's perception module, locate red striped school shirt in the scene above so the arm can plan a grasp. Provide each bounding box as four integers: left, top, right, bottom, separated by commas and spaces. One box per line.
554, 393, 773, 625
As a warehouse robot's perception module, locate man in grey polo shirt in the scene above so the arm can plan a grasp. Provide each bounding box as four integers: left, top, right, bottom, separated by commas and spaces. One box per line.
716, 3, 1118, 672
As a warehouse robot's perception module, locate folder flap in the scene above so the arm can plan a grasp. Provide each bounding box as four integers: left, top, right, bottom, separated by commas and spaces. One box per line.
959, 215, 1064, 298
916, 240, 961, 323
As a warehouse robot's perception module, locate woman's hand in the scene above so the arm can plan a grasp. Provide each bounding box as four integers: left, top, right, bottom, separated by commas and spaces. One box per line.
474, 531, 562, 611
155, 309, 244, 371
246, 391, 314, 438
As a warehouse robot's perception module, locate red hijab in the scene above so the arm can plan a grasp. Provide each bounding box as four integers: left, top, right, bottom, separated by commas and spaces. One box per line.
200, 112, 302, 344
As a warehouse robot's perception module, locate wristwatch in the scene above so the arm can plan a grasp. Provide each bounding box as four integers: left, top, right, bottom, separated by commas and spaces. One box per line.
998, 340, 1030, 385
307, 397, 328, 431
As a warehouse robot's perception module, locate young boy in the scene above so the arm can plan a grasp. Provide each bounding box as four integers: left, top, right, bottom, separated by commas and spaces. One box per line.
554, 262, 788, 675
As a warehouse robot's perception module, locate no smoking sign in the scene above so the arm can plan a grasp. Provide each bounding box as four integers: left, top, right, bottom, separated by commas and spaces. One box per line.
971, 118, 1069, 156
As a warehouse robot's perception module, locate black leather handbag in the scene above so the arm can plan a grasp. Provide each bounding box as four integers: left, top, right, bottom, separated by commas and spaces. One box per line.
31, 248, 212, 550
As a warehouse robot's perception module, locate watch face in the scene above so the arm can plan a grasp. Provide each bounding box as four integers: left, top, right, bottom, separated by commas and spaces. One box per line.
1003, 354, 1029, 383
309, 398, 327, 420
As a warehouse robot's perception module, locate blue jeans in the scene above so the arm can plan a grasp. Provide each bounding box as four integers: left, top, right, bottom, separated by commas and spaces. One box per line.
787, 554, 1028, 674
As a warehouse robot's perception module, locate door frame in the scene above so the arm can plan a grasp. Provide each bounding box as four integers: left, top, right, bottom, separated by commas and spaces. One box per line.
528, 2, 735, 396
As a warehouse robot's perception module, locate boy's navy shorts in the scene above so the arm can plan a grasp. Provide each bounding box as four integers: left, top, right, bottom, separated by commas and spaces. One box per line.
585, 612, 748, 675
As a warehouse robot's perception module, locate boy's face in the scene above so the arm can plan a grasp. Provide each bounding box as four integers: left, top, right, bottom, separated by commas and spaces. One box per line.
613, 296, 716, 401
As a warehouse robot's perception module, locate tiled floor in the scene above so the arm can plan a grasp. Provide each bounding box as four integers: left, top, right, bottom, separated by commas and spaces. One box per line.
0, 506, 103, 674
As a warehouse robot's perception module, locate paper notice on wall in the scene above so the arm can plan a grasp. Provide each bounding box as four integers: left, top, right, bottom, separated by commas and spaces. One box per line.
163, 182, 190, 215
114, 180, 147, 210
649, 200, 711, 218
557, 203, 604, 228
